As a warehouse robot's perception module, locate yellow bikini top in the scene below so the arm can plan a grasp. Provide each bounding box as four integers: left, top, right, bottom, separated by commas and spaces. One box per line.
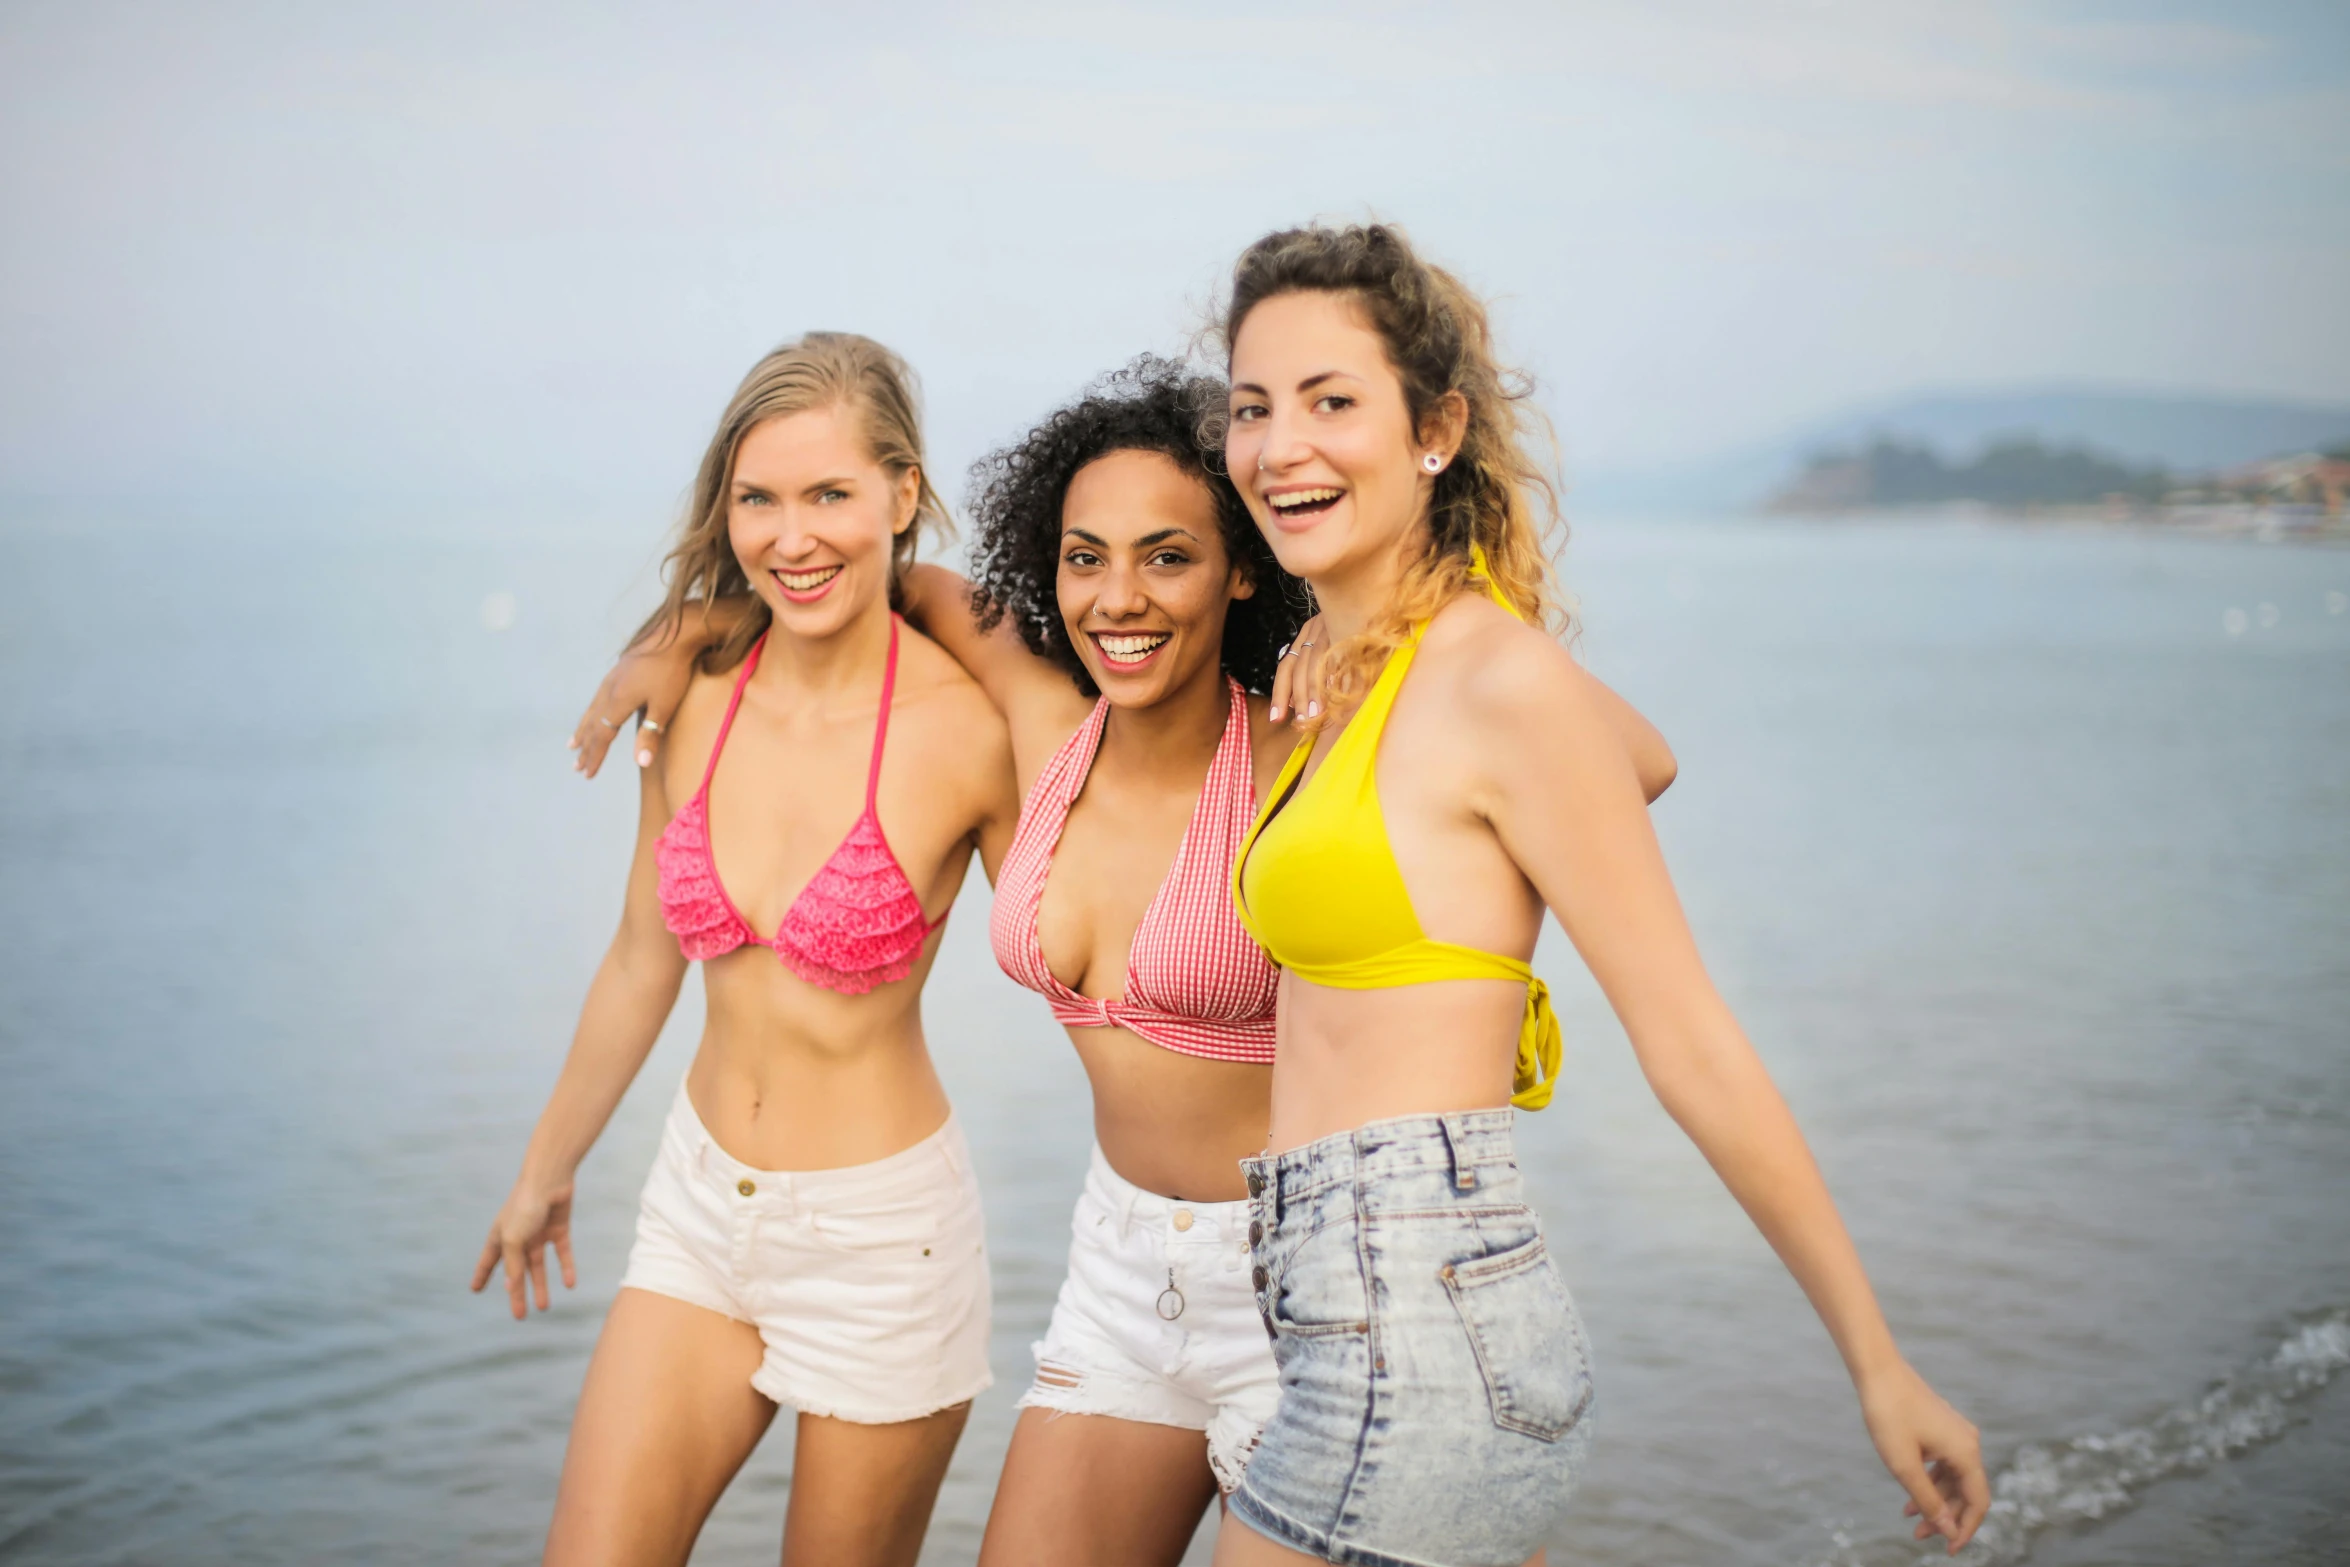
1231, 550, 1563, 1110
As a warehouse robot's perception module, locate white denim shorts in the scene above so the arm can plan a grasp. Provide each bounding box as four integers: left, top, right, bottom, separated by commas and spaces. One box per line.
619, 1077, 992, 1424
1020, 1144, 1280, 1492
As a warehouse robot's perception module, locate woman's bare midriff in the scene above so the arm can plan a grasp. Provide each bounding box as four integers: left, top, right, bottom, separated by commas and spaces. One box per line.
686, 939, 956, 1171
1264, 975, 1529, 1154
1066, 1023, 1271, 1201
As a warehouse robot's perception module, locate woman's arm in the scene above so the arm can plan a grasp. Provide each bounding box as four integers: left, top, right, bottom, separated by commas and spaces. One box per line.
470, 760, 690, 1318
572, 570, 1087, 779
897, 563, 1083, 738
1273, 610, 1678, 800
1468, 632, 1986, 1554
969, 719, 1022, 890
570, 596, 756, 777
1583, 673, 1676, 802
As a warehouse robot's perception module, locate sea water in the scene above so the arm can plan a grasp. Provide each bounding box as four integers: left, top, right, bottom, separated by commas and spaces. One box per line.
1, 514, 2344, 1565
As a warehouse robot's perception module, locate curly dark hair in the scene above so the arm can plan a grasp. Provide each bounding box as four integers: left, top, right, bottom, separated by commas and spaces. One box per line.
966, 355, 1307, 696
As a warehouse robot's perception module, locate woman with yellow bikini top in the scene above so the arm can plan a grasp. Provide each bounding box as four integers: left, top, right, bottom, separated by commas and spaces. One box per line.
1238, 552, 1563, 1114
1211, 223, 1990, 1567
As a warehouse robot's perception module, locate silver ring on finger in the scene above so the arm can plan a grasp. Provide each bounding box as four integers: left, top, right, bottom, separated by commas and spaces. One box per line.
1278, 643, 1294, 660
640, 719, 663, 734
597, 716, 619, 729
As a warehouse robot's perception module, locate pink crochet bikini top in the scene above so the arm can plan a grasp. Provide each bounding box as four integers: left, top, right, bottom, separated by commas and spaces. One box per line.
989, 678, 1277, 1064
656, 616, 943, 994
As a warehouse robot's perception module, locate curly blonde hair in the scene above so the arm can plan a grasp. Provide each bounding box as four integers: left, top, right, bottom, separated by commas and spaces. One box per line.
1204, 223, 1567, 719
636, 332, 953, 673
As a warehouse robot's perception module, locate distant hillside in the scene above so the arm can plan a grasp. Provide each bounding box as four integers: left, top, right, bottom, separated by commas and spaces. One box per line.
1574, 387, 2350, 515
1767, 436, 2169, 513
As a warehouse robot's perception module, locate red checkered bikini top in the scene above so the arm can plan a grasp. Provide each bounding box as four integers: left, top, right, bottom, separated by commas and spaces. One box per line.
989, 678, 1277, 1063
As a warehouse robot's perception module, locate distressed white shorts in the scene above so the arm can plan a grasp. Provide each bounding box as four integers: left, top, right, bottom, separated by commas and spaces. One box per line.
619, 1077, 992, 1424
1020, 1144, 1279, 1491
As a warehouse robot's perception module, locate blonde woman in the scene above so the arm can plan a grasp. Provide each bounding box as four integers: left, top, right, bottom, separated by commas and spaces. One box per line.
1212, 225, 1991, 1567
472, 333, 1018, 1567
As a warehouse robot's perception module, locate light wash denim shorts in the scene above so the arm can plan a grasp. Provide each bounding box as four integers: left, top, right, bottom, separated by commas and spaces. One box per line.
1232, 1110, 1594, 1567
1018, 1144, 1279, 1492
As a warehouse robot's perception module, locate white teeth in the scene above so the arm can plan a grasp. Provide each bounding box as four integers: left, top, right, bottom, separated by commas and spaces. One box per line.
777, 566, 842, 590
1268, 488, 1343, 510
1096, 633, 1170, 662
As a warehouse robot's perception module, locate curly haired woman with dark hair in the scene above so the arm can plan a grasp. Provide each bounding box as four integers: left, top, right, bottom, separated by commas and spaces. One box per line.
958, 356, 1302, 698
572, 353, 1677, 1564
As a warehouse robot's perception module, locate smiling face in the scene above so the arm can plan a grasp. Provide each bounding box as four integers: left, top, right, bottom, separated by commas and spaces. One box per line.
1224, 290, 1455, 591
1056, 448, 1253, 708
727, 403, 919, 641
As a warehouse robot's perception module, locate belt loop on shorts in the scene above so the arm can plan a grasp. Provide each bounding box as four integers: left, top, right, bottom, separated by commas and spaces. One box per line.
1438, 1112, 1478, 1194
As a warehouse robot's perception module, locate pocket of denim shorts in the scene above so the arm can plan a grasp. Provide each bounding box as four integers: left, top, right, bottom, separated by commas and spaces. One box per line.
1440, 1234, 1593, 1441
1269, 1222, 1369, 1336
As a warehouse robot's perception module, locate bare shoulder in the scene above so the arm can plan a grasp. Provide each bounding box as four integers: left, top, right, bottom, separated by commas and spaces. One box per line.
666, 658, 747, 750
648, 658, 743, 804
1243, 690, 1300, 798
892, 624, 1014, 776
1002, 670, 1096, 779
1416, 594, 1614, 743
1242, 689, 1278, 743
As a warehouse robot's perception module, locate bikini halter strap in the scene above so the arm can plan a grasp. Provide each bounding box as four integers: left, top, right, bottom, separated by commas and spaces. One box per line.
699, 633, 765, 799
866, 614, 902, 813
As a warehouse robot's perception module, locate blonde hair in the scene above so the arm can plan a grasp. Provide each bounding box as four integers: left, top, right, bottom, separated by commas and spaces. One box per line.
1206, 223, 1566, 719
637, 332, 952, 672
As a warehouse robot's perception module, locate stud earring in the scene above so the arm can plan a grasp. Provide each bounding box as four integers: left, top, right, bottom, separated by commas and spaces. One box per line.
1423, 453, 1444, 473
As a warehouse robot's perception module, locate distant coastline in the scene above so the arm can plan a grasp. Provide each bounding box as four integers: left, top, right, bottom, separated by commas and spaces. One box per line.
1571, 388, 2350, 531
1763, 435, 2350, 541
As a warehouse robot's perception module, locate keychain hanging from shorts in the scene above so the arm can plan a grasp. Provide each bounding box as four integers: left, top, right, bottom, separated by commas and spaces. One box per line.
1157, 1266, 1185, 1320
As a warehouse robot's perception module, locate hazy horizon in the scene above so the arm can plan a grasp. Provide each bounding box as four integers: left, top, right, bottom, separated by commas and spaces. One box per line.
4, 1, 2346, 522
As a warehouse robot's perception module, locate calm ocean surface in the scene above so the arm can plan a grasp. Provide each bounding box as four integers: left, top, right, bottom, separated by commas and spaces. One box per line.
2, 513, 2345, 1566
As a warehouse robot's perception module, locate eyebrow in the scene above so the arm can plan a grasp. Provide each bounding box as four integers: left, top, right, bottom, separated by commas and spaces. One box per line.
1061, 526, 1201, 548
1230, 370, 1357, 397
733, 474, 853, 495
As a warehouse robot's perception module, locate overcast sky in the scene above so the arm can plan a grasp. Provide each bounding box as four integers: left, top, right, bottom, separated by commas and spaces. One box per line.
3, 0, 2344, 521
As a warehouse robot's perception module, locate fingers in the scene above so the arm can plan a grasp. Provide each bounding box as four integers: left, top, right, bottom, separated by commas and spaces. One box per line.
554, 1227, 577, 1292
633, 693, 680, 772
1273, 618, 1329, 726
469, 1233, 501, 1294
1950, 1446, 1992, 1550
1269, 645, 1298, 723
500, 1241, 530, 1321
1889, 1453, 1959, 1553
526, 1241, 551, 1313
1291, 635, 1326, 724
572, 674, 627, 779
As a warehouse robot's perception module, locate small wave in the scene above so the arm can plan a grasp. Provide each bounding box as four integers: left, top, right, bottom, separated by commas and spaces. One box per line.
1934, 1309, 2350, 1566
